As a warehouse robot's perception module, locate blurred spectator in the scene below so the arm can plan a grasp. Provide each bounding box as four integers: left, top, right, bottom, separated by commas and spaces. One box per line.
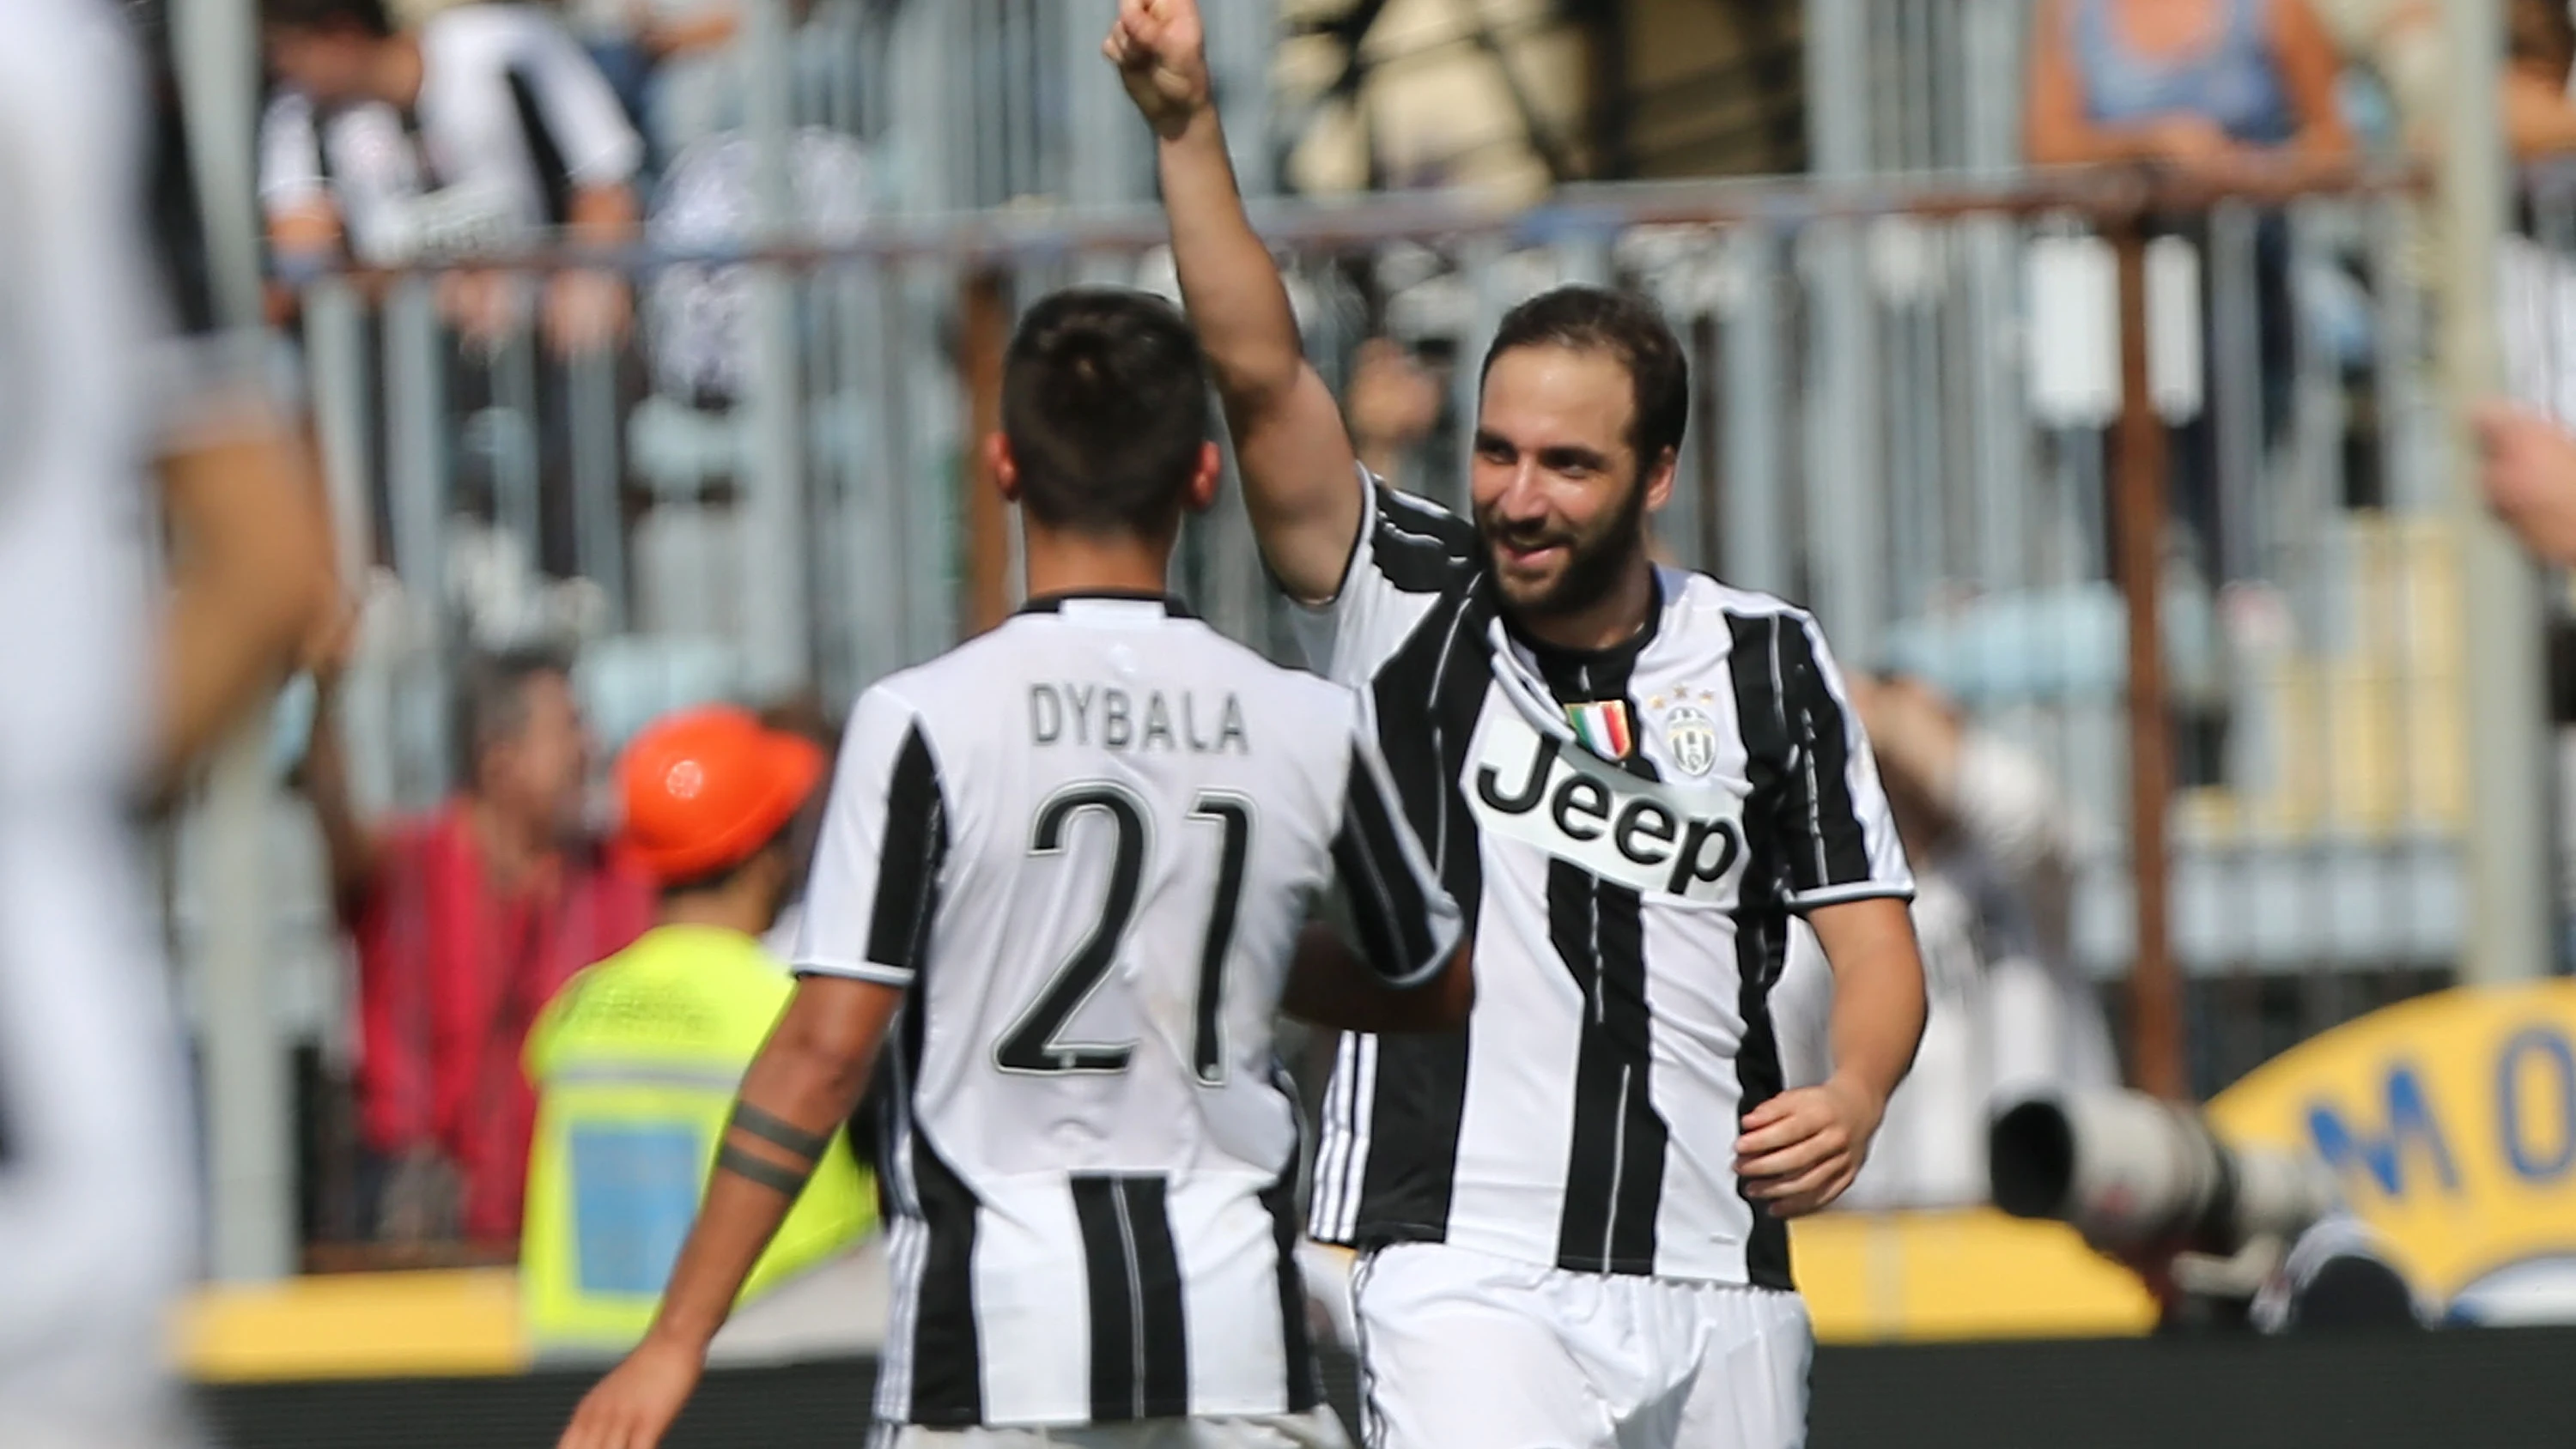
2026, 0, 2355, 586
520, 706, 871, 1353
1344, 336, 1443, 488
258, 0, 644, 357
303, 638, 653, 1250
2024, 0, 2354, 175
2324, 0, 2576, 159
2505, 0, 2576, 157
556, 0, 745, 165
1773, 675, 2119, 1210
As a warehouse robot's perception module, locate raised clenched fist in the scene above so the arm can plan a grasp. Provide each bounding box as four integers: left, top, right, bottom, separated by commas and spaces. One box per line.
1103, 0, 1212, 139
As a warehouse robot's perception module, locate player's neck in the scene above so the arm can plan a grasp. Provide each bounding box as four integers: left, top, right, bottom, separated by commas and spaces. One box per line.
1509, 552, 1658, 656
1020, 523, 1174, 603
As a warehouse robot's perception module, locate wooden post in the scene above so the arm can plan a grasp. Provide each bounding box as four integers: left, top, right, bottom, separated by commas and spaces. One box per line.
2112, 218, 2185, 1101
960, 270, 1013, 636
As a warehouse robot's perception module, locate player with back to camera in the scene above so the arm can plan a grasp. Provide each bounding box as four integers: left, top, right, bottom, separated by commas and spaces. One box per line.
1, 3, 338, 1446
1109, 3, 1930, 1445
557, 286, 1473, 1449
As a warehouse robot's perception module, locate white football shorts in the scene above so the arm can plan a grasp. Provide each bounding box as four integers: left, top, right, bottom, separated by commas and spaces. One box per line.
872, 1406, 1351, 1447
1351, 1241, 1809, 1449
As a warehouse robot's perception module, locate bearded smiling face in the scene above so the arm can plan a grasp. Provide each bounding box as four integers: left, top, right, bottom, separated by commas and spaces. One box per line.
1468, 344, 1671, 627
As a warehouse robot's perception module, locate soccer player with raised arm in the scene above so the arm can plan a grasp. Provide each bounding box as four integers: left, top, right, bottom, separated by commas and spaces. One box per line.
558, 288, 1471, 1449
1108, 3, 1930, 1446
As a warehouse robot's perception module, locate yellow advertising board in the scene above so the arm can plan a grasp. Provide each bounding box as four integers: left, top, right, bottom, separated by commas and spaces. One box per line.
2207, 980, 2576, 1319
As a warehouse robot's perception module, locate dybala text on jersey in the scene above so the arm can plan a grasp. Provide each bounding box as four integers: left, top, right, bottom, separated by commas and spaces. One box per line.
1029, 682, 1250, 755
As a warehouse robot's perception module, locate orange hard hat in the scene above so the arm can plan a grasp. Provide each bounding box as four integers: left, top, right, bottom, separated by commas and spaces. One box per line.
617, 705, 828, 884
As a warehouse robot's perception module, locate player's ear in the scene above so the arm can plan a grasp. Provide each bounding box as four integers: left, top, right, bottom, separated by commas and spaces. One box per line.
987, 432, 1020, 505
1640, 445, 1677, 513
1182, 440, 1222, 515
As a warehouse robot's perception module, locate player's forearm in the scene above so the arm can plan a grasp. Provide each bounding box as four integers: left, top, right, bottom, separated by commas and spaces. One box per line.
1281, 924, 1473, 1033
1826, 952, 1926, 1108
643, 1017, 877, 1351
1157, 107, 1305, 413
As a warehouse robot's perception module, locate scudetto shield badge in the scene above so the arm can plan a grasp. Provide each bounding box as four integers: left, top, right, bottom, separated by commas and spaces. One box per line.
1663, 704, 1717, 778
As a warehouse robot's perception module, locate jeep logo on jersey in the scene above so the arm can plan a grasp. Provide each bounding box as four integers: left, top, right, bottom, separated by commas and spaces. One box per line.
1465, 711, 1745, 901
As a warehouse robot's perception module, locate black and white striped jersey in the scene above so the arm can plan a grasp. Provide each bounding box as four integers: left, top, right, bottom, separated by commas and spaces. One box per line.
792, 592, 1461, 1429
1297, 475, 1912, 1288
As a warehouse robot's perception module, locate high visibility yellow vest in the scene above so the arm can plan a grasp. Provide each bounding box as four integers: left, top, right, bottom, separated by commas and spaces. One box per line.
521, 923, 875, 1354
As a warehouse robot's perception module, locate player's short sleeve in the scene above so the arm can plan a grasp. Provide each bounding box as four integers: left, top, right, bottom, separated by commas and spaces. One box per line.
1774, 614, 1914, 910
258, 91, 327, 212
1287, 464, 1479, 685
792, 687, 946, 988
1325, 694, 1466, 986
507, 9, 645, 187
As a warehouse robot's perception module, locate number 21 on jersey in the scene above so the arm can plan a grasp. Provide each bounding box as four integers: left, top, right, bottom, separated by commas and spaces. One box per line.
993, 781, 1254, 1085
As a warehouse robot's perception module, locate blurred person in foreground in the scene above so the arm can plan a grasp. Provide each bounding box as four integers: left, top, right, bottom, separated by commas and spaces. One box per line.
521, 705, 871, 1357
1771, 676, 2119, 1210
1114, 4, 1928, 1447
1, 3, 337, 1445
302, 640, 653, 1251
259, 0, 645, 357
558, 287, 1472, 1447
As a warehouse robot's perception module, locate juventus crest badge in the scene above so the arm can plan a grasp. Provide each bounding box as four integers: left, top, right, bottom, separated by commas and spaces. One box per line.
1657, 694, 1719, 778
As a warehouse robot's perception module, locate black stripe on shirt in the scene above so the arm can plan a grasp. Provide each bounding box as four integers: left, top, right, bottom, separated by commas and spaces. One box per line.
1332, 747, 1440, 982
1069, 1177, 1137, 1420
869, 726, 979, 1424
1070, 1174, 1192, 1421
1727, 612, 1800, 1290
1122, 1177, 1192, 1417
1261, 1161, 1323, 1412
1539, 647, 1672, 1275
866, 723, 948, 973
1734, 900, 1795, 1290
1367, 483, 1479, 595
1349, 588, 1492, 1245
906, 1130, 987, 1422
1775, 615, 1874, 891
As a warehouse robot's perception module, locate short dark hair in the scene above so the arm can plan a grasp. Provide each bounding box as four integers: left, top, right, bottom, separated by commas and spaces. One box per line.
1000, 288, 1212, 537
1479, 286, 1689, 468
451, 646, 572, 786
259, 0, 392, 37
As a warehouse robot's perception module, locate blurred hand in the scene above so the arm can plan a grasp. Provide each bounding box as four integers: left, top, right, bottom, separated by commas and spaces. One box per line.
2476, 402, 2576, 566
1735, 1074, 1884, 1218
440, 269, 525, 353
1346, 338, 1442, 460
2142, 114, 2240, 168
558, 1334, 705, 1449
1848, 674, 1961, 790
1104, 0, 1212, 140
545, 270, 633, 360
